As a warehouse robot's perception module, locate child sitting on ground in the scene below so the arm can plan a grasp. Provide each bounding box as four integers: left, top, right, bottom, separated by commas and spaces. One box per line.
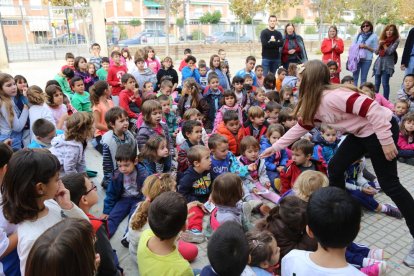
394, 99, 409, 124
176, 108, 209, 146
50, 112, 94, 176
312, 124, 340, 165
265, 101, 282, 125
278, 107, 297, 133
327, 60, 340, 84
198, 63, 208, 91
246, 230, 281, 276
177, 120, 204, 173
209, 173, 253, 232
279, 86, 295, 109
215, 110, 245, 156
28, 119, 63, 149
398, 74, 414, 112
179, 48, 191, 72
45, 84, 68, 130
62, 173, 122, 275
251, 88, 268, 109
213, 90, 243, 131
360, 82, 394, 111
238, 136, 280, 204
235, 56, 258, 86
203, 74, 223, 132
398, 112, 414, 165
137, 191, 194, 276
128, 174, 198, 264
119, 73, 142, 133
231, 76, 250, 116
54, 67, 74, 96
200, 221, 250, 276
280, 139, 327, 195
260, 124, 289, 192
70, 76, 92, 112
101, 107, 136, 189
276, 67, 287, 92
102, 144, 145, 238
255, 65, 264, 87
96, 57, 109, 80
158, 95, 178, 138
138, 135, 173, 178
281, 63, 298, 88
178, 145, 212, 244
208, 134, 255, 182
243, 106, 269, 142
282, 187, 383, 275
26, 85, 55, 141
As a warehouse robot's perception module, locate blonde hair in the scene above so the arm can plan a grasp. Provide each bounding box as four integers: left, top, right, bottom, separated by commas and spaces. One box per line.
26, 85, 45, 105
130, 174, 176, 230
183, 108, 201, 120
292, 171, 328, 202
248, 106, 265, 119
0, 73, 15, 126
65, 112, 94, 142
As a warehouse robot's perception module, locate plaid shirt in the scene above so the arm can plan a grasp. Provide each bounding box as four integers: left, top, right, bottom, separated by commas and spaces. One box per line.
164, 111, 178, 136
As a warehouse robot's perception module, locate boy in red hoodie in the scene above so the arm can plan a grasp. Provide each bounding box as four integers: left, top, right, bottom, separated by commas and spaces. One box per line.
215, 110, 245, 155
119, 73, 142, 133
327, 61, 340, 84
107, 51, 127, 106
280, 139, 327, 195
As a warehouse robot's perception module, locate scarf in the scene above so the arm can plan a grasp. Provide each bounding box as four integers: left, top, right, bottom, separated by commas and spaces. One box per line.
379, 36, 396, 57
360, 31, 372, 43
240, 156, 259, 180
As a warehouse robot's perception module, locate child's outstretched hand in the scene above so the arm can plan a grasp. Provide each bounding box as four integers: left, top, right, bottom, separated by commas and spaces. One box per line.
100, 214, 109, 220
265, 182, 271, 189
260, 147, 276, 159
362, 186, 377, 195
247, 163, 257, 171
54, 180, 73, 210
276, 166, 284, 173
252, 188, 259, 194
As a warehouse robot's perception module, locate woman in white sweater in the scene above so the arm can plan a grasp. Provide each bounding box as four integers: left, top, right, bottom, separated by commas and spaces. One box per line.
1, 149, 87, 275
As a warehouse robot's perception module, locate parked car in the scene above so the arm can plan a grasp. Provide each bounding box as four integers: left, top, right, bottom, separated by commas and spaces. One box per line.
205, 32, 253, 44
118, 30, 176, 46
48, 33, 86, 45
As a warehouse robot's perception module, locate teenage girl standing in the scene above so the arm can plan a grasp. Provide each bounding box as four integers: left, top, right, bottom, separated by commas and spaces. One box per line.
261, 59, 414, 267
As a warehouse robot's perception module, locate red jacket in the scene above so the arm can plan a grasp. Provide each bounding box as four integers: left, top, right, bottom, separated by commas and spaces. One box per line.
280, 159, 327, 195
107, 64, 127, 96
321, 37, 344, 71
216, 122, 245, 155
243, 121, 268, 142
119, 89, 142, 119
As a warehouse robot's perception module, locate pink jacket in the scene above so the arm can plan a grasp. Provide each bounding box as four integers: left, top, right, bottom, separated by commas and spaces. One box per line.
397, 133, 414, 150
375, 93, 394, 111
212, 104, 243, 132
271, 89, 394, 152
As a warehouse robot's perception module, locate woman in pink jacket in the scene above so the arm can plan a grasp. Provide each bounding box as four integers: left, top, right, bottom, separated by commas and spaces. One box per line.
321, 26, 344, 72
261, 60, 414, 268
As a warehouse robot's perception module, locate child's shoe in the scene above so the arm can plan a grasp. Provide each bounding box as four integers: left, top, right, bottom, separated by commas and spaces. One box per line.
274, 178, 281, 192
360, 262, 387, 276
382, 204, 403, 219
180, 229, 205, 244
367, 249, 386, 261
362, 258, 387, 268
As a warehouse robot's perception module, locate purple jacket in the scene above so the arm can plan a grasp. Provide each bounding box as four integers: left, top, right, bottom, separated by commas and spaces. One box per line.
136, 122, 174, 155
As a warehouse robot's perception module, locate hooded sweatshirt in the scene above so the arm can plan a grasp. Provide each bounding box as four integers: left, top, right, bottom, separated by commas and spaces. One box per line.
50, 134, 86, 176
132, 68, 157, 90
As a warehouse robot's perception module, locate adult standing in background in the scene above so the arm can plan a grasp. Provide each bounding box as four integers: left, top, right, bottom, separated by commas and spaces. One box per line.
321, 26, 344, 72
281, 23, 308, 69
401, 27, 414, 75
260, 15, 283, 76
112, 22, 120, 45
350, 21, 378, 86
373, 24, 400, 100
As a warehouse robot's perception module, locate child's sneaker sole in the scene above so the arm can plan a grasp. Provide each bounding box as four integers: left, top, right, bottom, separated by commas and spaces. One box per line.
180, 230, 205, 244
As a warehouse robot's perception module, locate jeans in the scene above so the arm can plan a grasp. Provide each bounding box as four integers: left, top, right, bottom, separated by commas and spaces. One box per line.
398, 149, 414, 158
375, 72, 391, 99
261, 58, 281, 76
353, 59, 372, 87
348, 188, 379, 211
108, 196, 140, 238
328, 117, 414, 238
405, 55, 414, 76
346, 243, 370, 267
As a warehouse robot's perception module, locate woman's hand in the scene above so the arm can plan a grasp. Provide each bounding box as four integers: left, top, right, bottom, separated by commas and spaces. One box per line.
260, 147, 276, 159
382, 143, 398, 161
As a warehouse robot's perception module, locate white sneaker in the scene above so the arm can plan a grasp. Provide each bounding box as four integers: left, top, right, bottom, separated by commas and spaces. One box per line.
403, 241, 414, 268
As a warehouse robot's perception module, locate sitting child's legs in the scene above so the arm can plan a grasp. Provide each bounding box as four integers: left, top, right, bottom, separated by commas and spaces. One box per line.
255, 182, 280, 204
186, 206, 204, 231
108, 197, 140, 237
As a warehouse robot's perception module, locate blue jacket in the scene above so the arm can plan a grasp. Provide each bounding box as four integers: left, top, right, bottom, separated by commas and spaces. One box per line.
210, 152, 250, 182
181, 66, 200, 84
259, 136, 288, 171
103, 165, 145, 214
178, 166, 211, 203
311, 131, 339, 165
137, 156, 172, 178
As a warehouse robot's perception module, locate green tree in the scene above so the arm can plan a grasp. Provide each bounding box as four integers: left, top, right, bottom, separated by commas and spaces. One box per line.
129, 18, 141, 30
229, 0, 266, 23
291, 16, 305, 24
348, 0, 398, 25
265, 0, 301, 15
311, 0, 349, 25
199, 11, 222, 24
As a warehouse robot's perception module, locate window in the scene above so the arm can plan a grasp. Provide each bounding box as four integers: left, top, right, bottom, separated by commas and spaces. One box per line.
296, 9, 302, 17
124, 0, 132, 11
1, 19, 18, 25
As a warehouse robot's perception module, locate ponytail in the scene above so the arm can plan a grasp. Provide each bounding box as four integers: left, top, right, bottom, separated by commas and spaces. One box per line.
89, 80, 109, 105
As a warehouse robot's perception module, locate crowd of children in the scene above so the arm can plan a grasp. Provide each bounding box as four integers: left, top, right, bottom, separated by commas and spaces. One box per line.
0, 40, 414, 276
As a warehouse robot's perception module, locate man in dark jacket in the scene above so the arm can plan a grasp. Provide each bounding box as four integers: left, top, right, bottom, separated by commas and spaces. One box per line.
260, 15, 284, 76
401, 27, 414, 75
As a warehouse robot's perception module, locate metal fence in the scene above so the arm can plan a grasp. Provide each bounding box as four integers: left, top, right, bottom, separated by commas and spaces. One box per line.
1, 5, 93, 62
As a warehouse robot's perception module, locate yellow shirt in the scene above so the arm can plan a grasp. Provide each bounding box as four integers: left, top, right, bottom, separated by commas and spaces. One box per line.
137, 229, 194, 276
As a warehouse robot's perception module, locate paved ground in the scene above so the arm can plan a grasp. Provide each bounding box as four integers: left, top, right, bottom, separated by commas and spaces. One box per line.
2, 48, 414, 275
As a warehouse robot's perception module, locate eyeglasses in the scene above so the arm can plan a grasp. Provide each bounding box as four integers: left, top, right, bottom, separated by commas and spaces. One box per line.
362, 25, 370, 28
85, 184, 97, 195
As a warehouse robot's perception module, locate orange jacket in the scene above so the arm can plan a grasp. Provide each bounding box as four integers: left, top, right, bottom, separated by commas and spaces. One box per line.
215, 122, 245, 155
